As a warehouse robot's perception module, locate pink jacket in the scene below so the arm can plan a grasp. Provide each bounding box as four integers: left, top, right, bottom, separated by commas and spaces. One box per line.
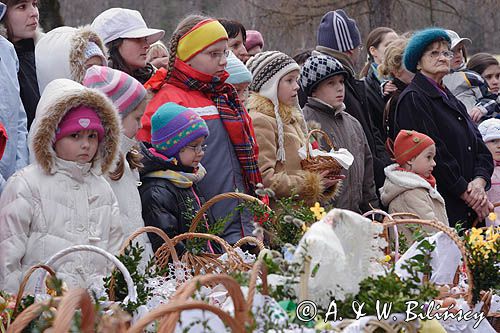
486, 165, 500, 227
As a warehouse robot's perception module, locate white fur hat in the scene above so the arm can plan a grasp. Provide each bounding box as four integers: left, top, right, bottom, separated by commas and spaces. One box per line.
478, 118, 500, 143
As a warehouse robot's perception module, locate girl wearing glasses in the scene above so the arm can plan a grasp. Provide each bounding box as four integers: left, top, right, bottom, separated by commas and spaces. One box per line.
138, 15, 262, 246
393, 28, 494, 229
139, 102, 214, 253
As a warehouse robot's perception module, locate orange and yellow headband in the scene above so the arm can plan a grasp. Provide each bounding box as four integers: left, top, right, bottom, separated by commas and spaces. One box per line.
176, 19, 228, 62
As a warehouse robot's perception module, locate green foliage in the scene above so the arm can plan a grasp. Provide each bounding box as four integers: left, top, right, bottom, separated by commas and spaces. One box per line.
103, 242, 166, 314
182, 197, 229, 255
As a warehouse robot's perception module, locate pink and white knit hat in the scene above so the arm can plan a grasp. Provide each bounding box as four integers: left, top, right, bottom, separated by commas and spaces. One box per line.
83, 65, 147, 118
55, 105, 105, 142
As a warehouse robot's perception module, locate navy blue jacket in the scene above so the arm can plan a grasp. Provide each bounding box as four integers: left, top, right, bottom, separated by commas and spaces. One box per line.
393, 72, 493, 228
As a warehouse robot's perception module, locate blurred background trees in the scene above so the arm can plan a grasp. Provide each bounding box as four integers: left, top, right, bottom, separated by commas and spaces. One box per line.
41, 0, 500, 62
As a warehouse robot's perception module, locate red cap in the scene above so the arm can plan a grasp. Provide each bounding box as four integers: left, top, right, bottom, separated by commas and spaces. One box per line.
394, 130, 435, 165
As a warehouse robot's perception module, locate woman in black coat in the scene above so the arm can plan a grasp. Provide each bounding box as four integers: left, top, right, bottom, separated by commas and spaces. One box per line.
393, 28, 493, 228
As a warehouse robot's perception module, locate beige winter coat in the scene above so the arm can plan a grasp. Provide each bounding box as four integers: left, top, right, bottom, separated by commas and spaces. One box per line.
0, 79, 123, 293
247, 94, 339, 206
380, 164, 449, 226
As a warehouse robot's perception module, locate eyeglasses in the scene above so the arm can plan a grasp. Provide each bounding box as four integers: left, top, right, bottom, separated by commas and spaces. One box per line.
426, 50, 454, 59
203, 49, 230, 60
184, 144, 208, 154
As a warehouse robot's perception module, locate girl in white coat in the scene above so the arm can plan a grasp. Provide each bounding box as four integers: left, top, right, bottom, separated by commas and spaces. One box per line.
83, 65, 154, 264
0, 78, 123, 293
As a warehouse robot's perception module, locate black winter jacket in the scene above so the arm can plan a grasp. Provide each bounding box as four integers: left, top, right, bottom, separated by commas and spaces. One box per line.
14, 39, 40, 130
394, 72, 493, 228
138, 145, 214, 253
364, 65, 386, 142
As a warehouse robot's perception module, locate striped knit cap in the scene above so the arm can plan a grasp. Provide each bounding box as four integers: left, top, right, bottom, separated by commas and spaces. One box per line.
317, 10, 361, 53
83, 65, 147, 118
151, 102, 209, 158
246, 51, 300, 162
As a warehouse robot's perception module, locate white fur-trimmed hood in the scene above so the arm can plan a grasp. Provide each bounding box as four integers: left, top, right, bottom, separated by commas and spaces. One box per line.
35, 25, 106, 94
29, 78, 121, 175
380, 163, 445, 206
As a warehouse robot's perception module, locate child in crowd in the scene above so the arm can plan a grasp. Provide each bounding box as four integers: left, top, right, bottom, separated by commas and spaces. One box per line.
467, 53, 500, 95
301, 53, 379, 213
137, 15, 262, 245
226, 50, 252, 103
91, 7, 165, 84
245, 30, 264, 58
478, 119, 500, 226
0, 79, 123, 293
146, 40, 169, 69
246, 51, 341, 205
219, 19, 247, 62
35, 25, 107, 93
139, 102, 213, 253
83, 65, 153, 263
380, 130, 449, 227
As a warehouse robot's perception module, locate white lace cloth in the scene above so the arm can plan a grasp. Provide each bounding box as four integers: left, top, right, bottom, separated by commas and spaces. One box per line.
293, 209, 386, 308
437, 300, 496, 333
298, 145, 354, 170
395, 231, 461, 284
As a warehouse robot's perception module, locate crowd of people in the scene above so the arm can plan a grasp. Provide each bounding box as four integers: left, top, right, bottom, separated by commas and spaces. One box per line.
1, 0, 500, 293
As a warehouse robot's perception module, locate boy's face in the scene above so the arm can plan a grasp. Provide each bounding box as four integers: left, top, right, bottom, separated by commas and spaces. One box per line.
179, 136, 206, 168
277, 70, 300, 106
312, 74, 345, 108
486, 139, 500, 162
408, 144, 436, 178
54, 130, 99, 164
122, 101, 146, 139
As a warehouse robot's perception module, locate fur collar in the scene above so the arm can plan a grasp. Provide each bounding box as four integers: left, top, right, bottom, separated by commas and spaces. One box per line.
246, 93, 304, 125
380, 163, 445, 204
69, 25, 106, 84
29, 79, 121, 175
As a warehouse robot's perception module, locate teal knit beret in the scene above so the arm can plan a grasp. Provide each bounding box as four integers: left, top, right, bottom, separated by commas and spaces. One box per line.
403, 28, 451, 73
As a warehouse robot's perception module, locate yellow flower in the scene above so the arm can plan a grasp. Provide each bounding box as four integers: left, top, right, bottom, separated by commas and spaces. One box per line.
488, 212, 497, 221
310, 202, 326, 221
301, 223, 310, 234
384, 255, 392, 262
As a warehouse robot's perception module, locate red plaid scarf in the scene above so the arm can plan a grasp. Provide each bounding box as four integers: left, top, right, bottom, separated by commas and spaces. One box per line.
169, 60, 262, 192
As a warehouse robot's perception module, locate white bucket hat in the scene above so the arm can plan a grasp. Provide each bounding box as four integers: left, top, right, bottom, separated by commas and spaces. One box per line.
445, 29, 471, 51
0, 2, 6, 21
91, 8, 165, 45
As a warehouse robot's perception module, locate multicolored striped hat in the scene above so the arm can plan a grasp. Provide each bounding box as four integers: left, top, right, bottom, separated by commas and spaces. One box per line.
83, 65, 147, 118
151, 102, 209, 158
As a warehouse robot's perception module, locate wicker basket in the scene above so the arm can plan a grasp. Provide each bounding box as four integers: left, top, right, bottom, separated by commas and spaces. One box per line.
155, 192, 270, 275
128, 274, 247, 333
8, 288, 95, 333
35, 245, 137, 304
109, 226, 180, 300
480, 290, 500, 331
300, 129, 343, 175
12, 264, 56, 318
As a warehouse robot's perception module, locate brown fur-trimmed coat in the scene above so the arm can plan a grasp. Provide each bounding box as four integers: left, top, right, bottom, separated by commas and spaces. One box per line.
247, 94, 339, 206
0, 79, 123, 293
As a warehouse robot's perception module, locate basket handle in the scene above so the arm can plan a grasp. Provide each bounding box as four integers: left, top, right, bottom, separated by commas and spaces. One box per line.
246, 258, 269, 311
119, 226, 179, 262
127, 300, 245, 333
7, 298, 60, 333
305, 129, 336, 159
173, 233, 236, 259
13, 264, 56, 318
382, 219, 473, 306
36, 245, 137, 304
170, 274, 248, 327
52, 288, 95, 333
189, 192, 270, 233
233, 236, 265, 252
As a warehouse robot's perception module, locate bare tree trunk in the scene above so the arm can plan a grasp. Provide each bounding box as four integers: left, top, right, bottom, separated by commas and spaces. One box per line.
39, 0, 64, 32
368, 0, 393, 29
